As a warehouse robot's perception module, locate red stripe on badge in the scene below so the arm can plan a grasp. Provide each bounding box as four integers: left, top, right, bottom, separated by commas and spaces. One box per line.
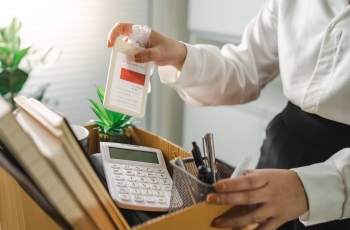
120, 68, 146, 86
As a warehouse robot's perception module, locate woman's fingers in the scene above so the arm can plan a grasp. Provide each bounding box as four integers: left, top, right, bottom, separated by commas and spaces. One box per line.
214, 170, 268, 193
207, 169, 309, 229
106, 22, 187, 70
107, 22, 134, 47
207, 188, 267, 206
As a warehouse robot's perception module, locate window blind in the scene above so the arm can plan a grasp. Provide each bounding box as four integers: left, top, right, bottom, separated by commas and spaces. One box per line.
1, 0, 149, 127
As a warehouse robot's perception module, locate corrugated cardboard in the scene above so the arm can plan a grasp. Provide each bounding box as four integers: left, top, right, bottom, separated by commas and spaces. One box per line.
0, 124, 249, 230
86, 124, 248, 230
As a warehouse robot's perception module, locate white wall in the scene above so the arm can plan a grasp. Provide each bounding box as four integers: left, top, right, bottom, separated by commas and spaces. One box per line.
183, 0, 287, 168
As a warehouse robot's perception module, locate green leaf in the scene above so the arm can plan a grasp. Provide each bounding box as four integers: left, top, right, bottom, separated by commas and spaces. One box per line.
0, 71, 10, 94
0, 46, 12, 68
0, 46, 12, 55
13, 47, 30, 67
88, 85, 137, 134
3, 18, 21, 45
90, 107, 111, 127
95, 85, 105, 104
88, 98, 109, 120
9, 68, 29, 93
106, 109, 123, 125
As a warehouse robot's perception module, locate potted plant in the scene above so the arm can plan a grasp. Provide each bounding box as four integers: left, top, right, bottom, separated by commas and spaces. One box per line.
88, 85, 137, 144
0, 17, 60, 109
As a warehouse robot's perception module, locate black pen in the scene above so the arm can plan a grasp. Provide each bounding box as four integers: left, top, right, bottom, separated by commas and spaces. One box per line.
192, 141, 205, 167
192, 141, 214, 184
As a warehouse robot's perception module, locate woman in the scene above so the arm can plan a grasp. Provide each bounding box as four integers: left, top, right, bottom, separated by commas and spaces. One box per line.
107, 0, 350, 229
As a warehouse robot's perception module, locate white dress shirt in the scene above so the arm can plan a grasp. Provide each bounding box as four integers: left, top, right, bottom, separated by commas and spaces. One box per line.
158, 0, 350, 226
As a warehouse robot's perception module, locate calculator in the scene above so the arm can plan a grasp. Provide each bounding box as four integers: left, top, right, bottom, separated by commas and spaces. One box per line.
100, 142, 173, 212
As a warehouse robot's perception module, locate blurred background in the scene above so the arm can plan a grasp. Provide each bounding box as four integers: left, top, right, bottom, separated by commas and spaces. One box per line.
1, 0, 287, 168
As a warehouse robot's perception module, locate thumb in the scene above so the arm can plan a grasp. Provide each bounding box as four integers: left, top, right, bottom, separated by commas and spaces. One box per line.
134, 49, 157, 63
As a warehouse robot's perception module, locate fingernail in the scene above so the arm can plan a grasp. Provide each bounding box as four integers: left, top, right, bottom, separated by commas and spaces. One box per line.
215, 183, 226, 192
134, 54, 143, 62
107, 39, 111, 47
212, 219, 225, 228
206, 194, 219, 204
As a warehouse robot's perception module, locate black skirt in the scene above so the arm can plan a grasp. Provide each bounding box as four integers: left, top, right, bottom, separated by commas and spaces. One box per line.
257, 101, 350, 230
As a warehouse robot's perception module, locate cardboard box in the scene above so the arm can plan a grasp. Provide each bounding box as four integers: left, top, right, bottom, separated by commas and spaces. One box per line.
86, 124, 248, 230
0, 124, 248, 230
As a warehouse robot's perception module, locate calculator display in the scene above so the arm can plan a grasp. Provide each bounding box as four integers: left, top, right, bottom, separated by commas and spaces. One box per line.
108, 147, 159, 164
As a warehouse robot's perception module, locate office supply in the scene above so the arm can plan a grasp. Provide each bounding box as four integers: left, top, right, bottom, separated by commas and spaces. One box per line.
22, 97, 128, 227
191, 141, 214, 184
230, 155, 252, 179
203, 133, 217, 183
104, 40, 152, 118
0, 97, 96, 230
12, 96, 128, 230
169, 157, 235, 213
191, 141, 205, 168
197, 165, 214, 184
100, 142, 173, 212
0, 97, 250, 230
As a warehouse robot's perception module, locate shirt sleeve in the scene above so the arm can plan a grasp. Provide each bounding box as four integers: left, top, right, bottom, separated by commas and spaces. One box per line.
291, 148, 350, 226
158, 0, 280, 106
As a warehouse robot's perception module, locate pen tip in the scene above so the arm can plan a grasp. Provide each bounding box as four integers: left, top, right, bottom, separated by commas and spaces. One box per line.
192, 141, 197, 147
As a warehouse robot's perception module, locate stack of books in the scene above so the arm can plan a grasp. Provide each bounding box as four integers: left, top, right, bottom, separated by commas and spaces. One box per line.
0, 96, 128, 230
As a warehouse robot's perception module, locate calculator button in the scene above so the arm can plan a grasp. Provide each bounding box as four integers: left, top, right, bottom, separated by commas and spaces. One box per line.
142, 189, 152, 196
163, 185, 172, 191
129, 182, 139, 188
151, 184, 161, 190
135, 171, 145, 176
146, 172, 155, 178
138, 177, 147, 183
145, 196, 155, 203
123, 165, 132, 170
120, 194, 130, 201
131, 189, 141, 195
134, 195, 144, 202
111, 164, 120, 169
127, 176, 137, 182
117, 187, 128, 194
160, 179, 170, 185
153, 190, 163, 197
155, 169, 165, 173
133, 166, 142, 171
114, 175, 124, 181
156, 197, 166, 203
125, 170, 134, 176
148, 178, 158, 184
157, 174, 167, 179
143, 167, 153, 172
140, 183, 150, 189
112, 169, 122, 174
116, 181, 126, 187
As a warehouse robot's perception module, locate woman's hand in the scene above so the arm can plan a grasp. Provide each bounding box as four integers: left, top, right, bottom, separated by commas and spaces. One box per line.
206, 169, 308, 230
107, 22, 187, 71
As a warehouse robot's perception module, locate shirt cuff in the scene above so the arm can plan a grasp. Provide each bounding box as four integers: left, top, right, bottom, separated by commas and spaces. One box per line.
291, 161, 345, 226
158, 43, 202, 88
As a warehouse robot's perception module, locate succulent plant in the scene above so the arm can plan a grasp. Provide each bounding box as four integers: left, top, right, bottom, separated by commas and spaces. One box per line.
88, 85, 136, 138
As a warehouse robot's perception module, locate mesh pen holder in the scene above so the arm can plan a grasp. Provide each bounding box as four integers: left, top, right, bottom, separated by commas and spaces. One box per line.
168, 157, 235, 213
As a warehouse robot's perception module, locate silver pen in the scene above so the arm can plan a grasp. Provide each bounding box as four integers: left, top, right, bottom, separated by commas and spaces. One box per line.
203, 133, 217, 183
